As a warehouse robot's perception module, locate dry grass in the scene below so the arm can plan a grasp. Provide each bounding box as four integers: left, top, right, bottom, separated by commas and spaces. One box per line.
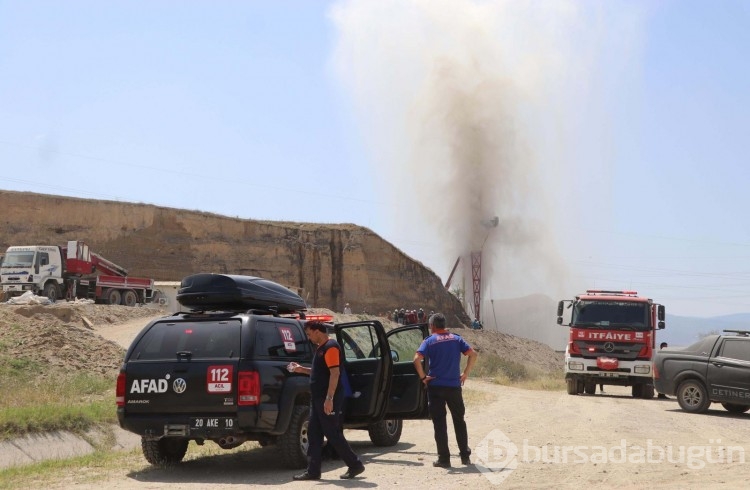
465, 351, 565, 391
0, 355, 115, 439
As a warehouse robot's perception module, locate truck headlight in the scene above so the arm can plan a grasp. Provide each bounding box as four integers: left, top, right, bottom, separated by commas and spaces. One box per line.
568, 361, 584, 371
634, 365, 651, 374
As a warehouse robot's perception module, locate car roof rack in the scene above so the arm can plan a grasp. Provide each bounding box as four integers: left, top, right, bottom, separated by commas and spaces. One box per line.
722, 329, 750, 337
177, 306, 306, 317
176, 273, 307, 314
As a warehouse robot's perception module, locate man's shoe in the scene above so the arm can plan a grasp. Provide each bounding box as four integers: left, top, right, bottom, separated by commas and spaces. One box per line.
293, 472, 320, 481
461, 455, 471, 465
657, 394, 668, 399
340, 465, 365, 479
433, 459, 451, 468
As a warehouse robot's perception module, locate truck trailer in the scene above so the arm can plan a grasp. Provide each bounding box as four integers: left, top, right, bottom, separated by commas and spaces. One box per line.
1, 240, 156, 306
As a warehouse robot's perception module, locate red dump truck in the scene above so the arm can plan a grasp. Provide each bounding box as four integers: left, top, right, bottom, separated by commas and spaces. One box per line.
0, 240, 156, 306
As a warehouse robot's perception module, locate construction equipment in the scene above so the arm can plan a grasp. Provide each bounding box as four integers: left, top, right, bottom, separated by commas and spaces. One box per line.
1, 240, 156, 305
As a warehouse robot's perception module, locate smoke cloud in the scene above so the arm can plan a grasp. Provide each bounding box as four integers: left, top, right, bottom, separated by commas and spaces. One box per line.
331, 0, 644, 338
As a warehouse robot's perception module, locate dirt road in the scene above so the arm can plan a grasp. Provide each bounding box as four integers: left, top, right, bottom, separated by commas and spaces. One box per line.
34, 383, 750, 489
42, 316, 744, 489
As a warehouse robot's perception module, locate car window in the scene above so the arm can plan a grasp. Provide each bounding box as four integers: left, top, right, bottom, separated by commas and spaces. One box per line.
718, 339, 750, 362
253, 320, 310, 359
387, 327, 424, 363
131, 320, 241, 360
339, 324, 380, 360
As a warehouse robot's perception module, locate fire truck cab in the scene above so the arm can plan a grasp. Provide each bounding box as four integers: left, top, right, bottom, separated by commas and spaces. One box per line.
558, 290, 665, 398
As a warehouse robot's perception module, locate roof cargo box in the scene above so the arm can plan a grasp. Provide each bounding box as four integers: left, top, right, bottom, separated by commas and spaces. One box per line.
176, 273, 306, 313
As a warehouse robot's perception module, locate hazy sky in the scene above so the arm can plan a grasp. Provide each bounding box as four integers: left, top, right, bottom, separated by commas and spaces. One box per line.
2, 0, 749, 318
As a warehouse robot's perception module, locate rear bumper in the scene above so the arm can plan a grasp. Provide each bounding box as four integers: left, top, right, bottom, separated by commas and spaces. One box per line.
117, 409, 277, 440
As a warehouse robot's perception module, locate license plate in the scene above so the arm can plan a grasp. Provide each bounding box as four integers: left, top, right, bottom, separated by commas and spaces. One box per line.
190, 417, 236, 431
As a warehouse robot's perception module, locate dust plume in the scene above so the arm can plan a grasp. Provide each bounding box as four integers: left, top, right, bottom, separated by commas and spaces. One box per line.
331, 0, 645, 341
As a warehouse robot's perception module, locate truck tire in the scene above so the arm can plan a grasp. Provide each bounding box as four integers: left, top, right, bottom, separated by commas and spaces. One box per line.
278, 405, 309, 469
105, 288, 122, 305
122, 289, 138, 307
368, 419, 403, 446
631, 384, 643, 398
584, 382, 596, 395
641, 384, 655, 399
721, 403, 750, 413
566, 378, 577, 395
141, 437, 189, 467
677, 379, 711, 413
43, 283, 58, 301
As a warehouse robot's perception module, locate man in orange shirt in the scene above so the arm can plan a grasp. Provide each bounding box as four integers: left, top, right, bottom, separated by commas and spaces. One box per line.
289, 321, 365, 481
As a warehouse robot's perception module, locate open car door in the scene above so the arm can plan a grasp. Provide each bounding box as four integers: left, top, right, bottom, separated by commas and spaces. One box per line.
383, 323, 430, 419
335, 320, 393, 425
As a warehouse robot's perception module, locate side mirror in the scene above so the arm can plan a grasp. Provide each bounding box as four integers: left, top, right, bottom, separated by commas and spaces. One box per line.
390, 350, 399, 362
658, 321, 665, 330
557, 301, 564, 317
557, 316, 563, 325
657, 305, 665, 321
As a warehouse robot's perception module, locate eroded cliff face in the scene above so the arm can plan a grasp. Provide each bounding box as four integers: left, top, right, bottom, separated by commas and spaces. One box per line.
0, 191, 470, 325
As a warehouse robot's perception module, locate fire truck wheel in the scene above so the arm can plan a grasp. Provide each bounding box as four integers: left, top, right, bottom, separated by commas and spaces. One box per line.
641, 384, 655, 399
631, 384, 643, 398
566, 378, 577, 395
584, 382, 596, 395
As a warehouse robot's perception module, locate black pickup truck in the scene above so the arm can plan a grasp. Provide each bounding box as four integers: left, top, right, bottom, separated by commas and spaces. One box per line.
116, 273, 429, 468
653, 330, 750, 414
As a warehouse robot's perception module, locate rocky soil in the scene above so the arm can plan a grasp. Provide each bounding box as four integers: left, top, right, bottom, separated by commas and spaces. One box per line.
0, 302, 161, 377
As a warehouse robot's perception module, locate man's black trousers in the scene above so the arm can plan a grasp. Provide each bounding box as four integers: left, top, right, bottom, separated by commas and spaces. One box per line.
427, 385, 471, 461
306, 397, 362, 477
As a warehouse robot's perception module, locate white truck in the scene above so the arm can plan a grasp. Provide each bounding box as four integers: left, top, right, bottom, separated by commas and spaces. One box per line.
1, 240, 156, 306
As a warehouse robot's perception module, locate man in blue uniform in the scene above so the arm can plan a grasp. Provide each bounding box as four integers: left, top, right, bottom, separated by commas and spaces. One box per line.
413, 312, 478, 468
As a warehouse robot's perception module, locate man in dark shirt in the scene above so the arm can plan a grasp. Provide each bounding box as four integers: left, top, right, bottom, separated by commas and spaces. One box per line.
288, 321, 365, 481
413, 312, 478, 468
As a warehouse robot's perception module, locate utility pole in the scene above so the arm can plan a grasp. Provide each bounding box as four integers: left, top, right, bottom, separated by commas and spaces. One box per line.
471, 216, 499, 322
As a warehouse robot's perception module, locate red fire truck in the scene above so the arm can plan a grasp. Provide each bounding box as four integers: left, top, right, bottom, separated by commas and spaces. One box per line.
557, 290, 665, 398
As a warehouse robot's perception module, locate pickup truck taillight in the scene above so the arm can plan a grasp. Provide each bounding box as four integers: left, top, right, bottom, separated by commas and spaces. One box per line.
238, 371, 260, 406
653, 364, 659, 380
116, 372, 126, 407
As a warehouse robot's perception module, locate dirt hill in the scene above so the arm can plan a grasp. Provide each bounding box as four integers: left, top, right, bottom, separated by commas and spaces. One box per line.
0, 190, 469, 326
0, 189, 564, 368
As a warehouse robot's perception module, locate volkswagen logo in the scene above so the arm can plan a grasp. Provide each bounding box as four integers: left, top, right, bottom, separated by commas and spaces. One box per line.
603, 342, 615, 353
173, 378, 187, 394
